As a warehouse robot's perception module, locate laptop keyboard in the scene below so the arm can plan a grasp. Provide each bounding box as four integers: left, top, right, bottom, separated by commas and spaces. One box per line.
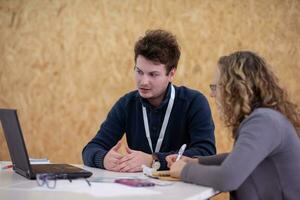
31, 164, 82, 174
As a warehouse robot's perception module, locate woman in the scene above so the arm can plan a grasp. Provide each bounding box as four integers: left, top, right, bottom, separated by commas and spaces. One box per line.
167, 51, 300, 200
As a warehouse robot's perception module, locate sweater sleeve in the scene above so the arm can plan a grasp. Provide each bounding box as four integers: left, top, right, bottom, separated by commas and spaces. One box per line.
196, 153, 229, 165
82, 97, 126, 168
181, 111, 282, 191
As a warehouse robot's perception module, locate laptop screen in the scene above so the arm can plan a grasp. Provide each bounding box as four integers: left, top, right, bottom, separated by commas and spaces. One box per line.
0, 108, 93, 180
0, 109, 32, 177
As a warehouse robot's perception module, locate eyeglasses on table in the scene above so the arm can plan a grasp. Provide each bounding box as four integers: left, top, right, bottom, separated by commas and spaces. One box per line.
36, 173, 91, 189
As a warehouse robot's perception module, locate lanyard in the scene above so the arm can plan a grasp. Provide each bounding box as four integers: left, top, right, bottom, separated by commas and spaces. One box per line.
142, 85, 175, 153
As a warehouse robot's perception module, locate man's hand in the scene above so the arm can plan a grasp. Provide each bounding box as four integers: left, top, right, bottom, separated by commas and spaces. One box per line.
169, 159, 187, 178
166, 154, 198, 168
103, 141, 124, 171
118, 147, 153, 172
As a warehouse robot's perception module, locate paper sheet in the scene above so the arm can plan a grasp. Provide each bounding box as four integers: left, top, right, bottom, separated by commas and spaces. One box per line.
184, 187, 218, 200
31, 180, 161, 197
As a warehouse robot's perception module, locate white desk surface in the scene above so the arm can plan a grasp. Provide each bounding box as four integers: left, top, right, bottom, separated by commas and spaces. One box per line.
0, 162, 218, 200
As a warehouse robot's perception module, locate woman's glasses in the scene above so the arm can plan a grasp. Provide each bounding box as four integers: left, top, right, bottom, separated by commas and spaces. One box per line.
36, 173, 91, 189
209, 84, 217, 93
209, 83, 223, 93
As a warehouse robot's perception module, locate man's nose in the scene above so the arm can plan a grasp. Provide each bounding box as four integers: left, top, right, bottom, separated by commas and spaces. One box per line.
140, 75, 150, 85
210, 90, 216, 98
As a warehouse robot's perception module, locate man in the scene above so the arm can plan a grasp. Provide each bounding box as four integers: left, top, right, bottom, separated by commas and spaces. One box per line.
82, 29, 216, 172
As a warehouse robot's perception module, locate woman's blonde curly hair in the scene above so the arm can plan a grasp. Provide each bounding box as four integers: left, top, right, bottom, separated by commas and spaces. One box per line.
217, 51, 300, 138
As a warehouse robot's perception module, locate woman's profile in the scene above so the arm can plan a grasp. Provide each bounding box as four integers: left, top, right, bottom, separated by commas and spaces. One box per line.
167, 51, 300, 200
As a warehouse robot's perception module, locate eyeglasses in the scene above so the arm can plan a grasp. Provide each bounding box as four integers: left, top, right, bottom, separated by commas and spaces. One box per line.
209, 84, 217, 92
36, 173, 91, 189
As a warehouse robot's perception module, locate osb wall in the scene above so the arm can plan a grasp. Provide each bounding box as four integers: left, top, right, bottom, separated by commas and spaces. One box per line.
1, 0, 300, 164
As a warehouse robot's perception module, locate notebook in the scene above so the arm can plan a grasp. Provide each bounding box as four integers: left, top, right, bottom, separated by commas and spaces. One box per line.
0, 108, 93, 180
142, 165, 179, 181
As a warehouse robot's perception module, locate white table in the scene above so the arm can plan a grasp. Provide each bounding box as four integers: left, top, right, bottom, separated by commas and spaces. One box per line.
0, 162, 219, 200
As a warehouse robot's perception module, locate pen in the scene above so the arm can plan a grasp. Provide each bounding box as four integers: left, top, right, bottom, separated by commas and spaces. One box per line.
1, 164, 13, 170
175, 144, 187, 161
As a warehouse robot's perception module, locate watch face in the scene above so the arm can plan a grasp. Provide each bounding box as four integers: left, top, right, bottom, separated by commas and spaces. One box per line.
152, 161, 160, 170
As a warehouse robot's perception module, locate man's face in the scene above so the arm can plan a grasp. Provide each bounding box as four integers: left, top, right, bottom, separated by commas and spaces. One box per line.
135, 55, 175, 106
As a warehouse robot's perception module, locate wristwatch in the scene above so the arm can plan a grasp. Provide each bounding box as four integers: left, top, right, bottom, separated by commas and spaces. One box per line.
151, 153, 160, 170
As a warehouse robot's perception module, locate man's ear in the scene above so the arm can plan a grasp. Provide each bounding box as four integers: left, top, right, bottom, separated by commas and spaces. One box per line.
168, 68, 176, 81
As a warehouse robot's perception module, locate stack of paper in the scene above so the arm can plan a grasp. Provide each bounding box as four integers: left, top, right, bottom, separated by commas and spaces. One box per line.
29, 158, 50, 164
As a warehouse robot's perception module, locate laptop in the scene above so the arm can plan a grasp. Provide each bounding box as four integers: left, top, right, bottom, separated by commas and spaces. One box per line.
0, 108, 93, 180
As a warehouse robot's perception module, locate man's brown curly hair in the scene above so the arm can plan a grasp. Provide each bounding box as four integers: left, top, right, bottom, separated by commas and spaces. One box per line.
217, 51, 300, 138
134, 29, 181, 74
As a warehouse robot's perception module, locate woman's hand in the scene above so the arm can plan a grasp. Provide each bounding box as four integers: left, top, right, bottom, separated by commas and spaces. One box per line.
166, 154, 198, 168
169, 159, 187, 178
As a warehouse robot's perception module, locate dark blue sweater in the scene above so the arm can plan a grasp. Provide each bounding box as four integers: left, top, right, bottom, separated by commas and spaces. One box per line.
82, 84, 216, 170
